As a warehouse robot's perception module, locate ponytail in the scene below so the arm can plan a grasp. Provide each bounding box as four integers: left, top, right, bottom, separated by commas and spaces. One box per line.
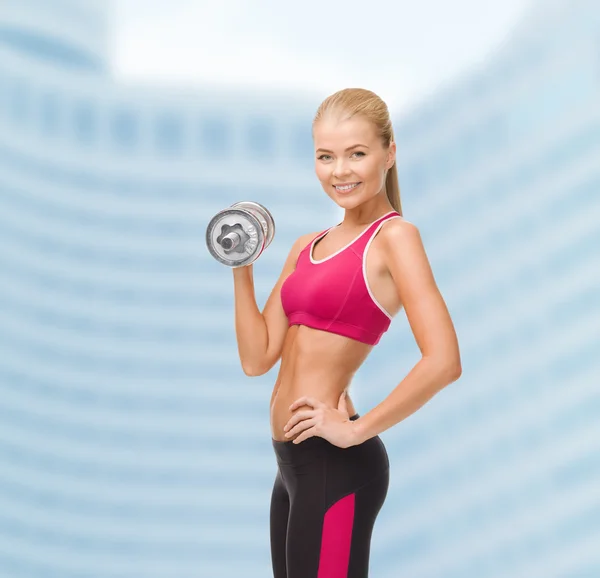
385, 158, 402, 216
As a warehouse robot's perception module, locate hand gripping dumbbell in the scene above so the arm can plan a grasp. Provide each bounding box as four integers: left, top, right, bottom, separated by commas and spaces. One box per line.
206, 201, 275, 267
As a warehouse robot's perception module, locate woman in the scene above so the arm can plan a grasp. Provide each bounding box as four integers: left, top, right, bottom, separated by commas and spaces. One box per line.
232, 88, 461, 578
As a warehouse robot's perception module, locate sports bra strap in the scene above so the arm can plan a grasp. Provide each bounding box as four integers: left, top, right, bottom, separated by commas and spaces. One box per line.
351, 211, 402, 255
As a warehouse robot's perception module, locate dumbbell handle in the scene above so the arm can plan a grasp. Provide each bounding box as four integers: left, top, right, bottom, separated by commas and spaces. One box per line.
220, 231, 241, 250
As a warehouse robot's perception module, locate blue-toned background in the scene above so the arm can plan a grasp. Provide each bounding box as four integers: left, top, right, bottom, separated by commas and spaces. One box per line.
0, 1, 599, 577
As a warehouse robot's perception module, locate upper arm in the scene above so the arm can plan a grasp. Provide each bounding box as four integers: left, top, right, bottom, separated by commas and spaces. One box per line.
259, 231, 320, 374
381, 219, 461, 376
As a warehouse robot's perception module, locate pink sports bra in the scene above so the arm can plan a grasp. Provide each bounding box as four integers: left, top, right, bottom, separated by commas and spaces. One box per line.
280, 211, 402, 345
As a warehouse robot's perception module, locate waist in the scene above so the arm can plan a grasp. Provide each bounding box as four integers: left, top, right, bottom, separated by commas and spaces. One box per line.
270, 381, 357, 441
271, 413, 360, 456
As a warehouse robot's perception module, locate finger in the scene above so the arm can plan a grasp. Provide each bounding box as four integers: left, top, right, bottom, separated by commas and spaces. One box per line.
284, 410, 314, 431
285, 417, 317, 438
293, 426, 316, 444
289, 396, 317, 411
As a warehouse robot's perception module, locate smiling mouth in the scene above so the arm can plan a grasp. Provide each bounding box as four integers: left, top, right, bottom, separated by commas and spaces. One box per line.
333, 182, 361, 192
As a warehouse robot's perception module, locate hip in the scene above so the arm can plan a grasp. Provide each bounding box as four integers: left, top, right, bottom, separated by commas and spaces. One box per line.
271, 414, 390, 490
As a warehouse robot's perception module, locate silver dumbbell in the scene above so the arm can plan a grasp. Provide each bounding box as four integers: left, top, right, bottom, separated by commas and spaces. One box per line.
206, 201, 276, 267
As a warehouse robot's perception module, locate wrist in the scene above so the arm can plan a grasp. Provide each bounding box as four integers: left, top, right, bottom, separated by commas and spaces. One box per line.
350, 418, 369, 446
233, 263, 253, 275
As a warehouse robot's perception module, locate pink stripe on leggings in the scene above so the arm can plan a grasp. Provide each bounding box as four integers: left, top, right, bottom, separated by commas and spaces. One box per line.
317, 493, 355, 577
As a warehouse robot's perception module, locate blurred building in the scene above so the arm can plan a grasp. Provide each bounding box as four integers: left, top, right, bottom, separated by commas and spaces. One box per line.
380, 1, 600, 576
0, 1, 335, 577
0, 0, 599, 577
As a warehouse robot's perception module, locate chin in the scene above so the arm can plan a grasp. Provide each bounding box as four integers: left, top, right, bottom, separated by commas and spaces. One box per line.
336, 195, 367, 208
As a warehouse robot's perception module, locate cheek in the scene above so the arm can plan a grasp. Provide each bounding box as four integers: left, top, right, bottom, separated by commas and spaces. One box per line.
315, 164, 329, 183
358, 160, 382, 183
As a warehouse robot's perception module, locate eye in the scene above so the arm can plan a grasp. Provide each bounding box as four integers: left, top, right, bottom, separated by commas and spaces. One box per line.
317, 154, 331, 161
351, 151, 366, 158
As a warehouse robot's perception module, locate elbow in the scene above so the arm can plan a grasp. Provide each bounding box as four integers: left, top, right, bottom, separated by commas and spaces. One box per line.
426, 355, 461, 385
241, 360, 269, 377
242, 350, 278, 377
449, 363, 462, 381
242, 364, 263, 377
443, 359, 462, 384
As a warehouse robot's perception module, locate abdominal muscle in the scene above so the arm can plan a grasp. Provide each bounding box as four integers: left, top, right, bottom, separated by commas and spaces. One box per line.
270, 324, 373, 442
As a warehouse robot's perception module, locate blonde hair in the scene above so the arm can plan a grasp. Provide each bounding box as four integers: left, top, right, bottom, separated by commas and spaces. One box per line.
312, 88, 402, 216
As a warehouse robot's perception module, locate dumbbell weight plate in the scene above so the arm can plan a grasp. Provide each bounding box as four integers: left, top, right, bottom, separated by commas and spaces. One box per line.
230, 201, 276, 250
206, 208, 266, 267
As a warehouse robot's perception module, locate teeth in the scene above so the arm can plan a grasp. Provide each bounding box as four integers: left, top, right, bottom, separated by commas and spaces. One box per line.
335, 183, 359, 191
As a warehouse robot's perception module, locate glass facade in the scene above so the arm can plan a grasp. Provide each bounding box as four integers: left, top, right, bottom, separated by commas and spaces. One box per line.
0, 1, 599, 577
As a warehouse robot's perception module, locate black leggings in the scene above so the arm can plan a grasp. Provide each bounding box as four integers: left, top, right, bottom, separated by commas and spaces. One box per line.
270, 414, 390, 578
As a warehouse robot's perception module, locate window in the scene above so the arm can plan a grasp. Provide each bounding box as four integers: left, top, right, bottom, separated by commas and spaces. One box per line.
111, 108, 139, 150
72, 99, 96, 145
39, 92, 61, 137
245, 118, 275, 158
290, 121, 314, 165
199, 116, 230, 158
482, 111, 508, 154
9, 77, 27, 125
156, 113, 184, 155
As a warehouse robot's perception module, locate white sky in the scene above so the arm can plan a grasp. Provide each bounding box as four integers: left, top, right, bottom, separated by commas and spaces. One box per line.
111, 0, 533, 114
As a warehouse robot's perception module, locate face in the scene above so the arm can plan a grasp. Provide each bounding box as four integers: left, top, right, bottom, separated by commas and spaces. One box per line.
313, 115, 396, 209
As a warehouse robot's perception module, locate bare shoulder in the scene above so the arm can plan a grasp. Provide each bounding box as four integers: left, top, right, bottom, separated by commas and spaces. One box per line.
378, 217, 432, 289
379, 216, 418, 239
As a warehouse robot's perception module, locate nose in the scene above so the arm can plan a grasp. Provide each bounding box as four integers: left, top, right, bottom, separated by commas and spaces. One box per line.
332, 158, 352, 179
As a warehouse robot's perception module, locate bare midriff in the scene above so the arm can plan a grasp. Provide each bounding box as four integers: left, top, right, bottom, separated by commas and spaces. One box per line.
270, 324, 374, 442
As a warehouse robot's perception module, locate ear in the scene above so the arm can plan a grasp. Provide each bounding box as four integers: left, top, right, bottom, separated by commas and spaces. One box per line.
386, 140, 397, 170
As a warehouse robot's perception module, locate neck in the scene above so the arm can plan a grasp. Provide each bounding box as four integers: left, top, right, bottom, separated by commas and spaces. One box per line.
341, 202, 396, 228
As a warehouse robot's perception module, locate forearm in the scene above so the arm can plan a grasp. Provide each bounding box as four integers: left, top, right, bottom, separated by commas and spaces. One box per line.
352, 357, 461, 444
232, 265, 268, 374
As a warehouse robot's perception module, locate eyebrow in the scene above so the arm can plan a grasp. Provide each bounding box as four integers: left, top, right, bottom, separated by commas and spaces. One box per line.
316, 144, 370, 153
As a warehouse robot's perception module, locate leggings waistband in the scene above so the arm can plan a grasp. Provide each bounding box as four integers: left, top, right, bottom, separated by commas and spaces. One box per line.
271, 413, 360, 457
